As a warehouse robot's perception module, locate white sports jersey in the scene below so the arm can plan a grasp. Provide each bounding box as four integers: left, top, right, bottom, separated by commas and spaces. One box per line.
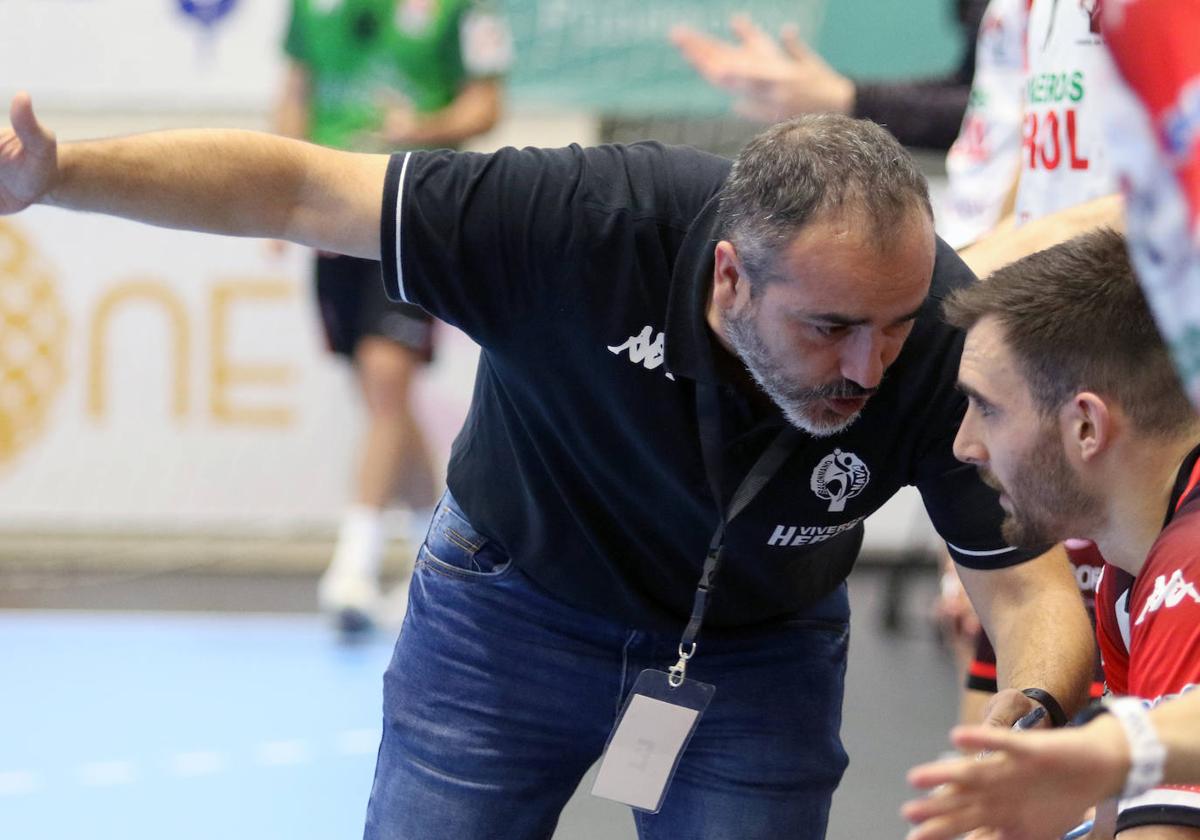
1102, 0, 1200, 409
940, 0, 1030, 248
1014, 0, 1117, 225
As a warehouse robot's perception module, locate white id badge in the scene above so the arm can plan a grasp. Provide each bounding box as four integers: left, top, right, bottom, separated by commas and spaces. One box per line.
590, 668, 715, 813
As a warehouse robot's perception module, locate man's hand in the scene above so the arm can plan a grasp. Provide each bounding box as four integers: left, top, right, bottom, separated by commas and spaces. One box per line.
670, 15, 854, 123
901, 720, 1128, 840
956, 547, 1094, 724
980, 687, 1043, 729
0, 93, 57, 215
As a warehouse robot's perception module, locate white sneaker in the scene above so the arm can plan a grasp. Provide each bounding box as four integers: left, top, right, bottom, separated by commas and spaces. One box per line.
318, 566, 382, 636
321, 505, 387, 636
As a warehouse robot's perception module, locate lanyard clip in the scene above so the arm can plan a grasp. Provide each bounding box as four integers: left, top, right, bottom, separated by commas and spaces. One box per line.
696, 545, 723, 593
667, 641, 696, 688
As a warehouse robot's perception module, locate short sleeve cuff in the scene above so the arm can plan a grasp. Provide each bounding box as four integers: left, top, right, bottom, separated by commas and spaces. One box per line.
945, 541, 1038, 570
380, 152, 413, 303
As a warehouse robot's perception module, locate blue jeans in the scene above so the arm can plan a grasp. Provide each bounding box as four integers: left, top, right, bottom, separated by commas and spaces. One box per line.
364, 492, 850, 840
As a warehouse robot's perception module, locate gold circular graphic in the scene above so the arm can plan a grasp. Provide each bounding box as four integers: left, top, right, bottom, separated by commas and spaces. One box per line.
0, 220, 67, 464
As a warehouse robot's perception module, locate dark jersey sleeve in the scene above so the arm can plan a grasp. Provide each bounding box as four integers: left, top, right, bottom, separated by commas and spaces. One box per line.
910, 240, 1047, 569
849, 0, 985, 151
852, 79, 971, 152
918, 434, 1042, 569
379, 142, 729, 347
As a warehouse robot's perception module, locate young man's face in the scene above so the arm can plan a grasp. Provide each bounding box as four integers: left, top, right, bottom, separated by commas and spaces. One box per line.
953, 316, 1102, 546
720, 209, 934, 436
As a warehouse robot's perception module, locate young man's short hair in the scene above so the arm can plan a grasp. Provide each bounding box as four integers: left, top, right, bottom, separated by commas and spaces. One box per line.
943, 228, 1196, 436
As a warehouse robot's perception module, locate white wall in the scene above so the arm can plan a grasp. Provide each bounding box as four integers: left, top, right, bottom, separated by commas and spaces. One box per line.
0, 210, 470, 531
0, 0, 288, 113
0, 0, 938, 551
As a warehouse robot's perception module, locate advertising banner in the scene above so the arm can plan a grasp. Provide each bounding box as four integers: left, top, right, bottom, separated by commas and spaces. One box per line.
0, 211, 475, 530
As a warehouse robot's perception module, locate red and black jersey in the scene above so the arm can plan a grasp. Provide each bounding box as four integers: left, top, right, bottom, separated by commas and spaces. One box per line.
1095, 443, 1200, 832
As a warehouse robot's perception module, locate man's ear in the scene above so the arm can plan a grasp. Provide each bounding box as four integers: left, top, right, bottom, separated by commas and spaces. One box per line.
1062, 391, 1113, 463
712, 241, 745, 313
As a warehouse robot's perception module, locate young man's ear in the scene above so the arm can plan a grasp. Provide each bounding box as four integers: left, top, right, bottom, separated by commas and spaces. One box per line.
1063, 392, 1112, 463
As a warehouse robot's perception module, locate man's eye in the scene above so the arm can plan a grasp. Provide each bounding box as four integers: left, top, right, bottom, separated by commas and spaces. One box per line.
971, 397, 995, 418
811, 323, 847, 339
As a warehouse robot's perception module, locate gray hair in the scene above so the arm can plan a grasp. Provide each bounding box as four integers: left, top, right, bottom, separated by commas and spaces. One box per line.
716, 115, 932, 289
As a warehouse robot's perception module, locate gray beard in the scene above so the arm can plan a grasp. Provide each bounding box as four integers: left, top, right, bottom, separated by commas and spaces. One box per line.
723, 308, 865, 437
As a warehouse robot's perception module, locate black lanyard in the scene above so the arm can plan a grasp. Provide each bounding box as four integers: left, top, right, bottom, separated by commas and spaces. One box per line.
668, 382, 800, 686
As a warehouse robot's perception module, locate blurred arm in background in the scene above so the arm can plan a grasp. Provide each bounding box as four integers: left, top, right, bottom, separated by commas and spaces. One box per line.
670, 0, 984, 151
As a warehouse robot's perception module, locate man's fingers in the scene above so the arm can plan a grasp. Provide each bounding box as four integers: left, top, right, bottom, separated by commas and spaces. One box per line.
906, 749, 998, 791
780, 24, 813, 61
729, 13, 779, 53
670, 27, 737, 81
905, 808, 992, 840
902, 782, 966, 820
10, 92, 51, 153
902, 783, 1003, 840
981, 687, 1036, 728
668, 24, 710, 53
950, 725, 1026, 756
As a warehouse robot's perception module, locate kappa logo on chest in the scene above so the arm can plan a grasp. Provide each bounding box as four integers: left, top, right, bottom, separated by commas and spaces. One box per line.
1135, 568, 1200, 625
607, 326, 675, 380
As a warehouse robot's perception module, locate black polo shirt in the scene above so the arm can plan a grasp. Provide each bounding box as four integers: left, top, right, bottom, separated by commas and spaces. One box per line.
381, 142, 1034, 631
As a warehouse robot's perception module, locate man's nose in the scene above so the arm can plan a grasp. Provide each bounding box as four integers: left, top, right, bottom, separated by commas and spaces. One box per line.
840, 330, 889, 390
952, 409, 986, 466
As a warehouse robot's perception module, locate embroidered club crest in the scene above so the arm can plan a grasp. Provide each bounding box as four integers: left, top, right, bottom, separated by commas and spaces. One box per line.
811, 449, 870, 512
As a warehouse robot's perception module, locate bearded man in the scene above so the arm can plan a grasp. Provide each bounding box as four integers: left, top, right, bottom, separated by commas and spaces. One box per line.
905, 228, 1200, 840
0, 97, 1093, 840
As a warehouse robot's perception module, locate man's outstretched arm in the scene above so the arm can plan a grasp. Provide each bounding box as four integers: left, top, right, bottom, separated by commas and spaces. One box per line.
0, 92, 388, 259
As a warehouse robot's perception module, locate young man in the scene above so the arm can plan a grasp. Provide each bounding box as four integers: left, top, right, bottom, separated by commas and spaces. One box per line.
276, 0, 511, 632
0, 99, 1094, 839
903, 229, 1200, 839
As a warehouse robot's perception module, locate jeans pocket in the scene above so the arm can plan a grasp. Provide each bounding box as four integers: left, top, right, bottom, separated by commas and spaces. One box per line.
417, 492, 512, 581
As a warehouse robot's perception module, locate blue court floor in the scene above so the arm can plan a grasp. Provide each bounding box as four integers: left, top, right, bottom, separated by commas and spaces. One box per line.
1, 612, 394, 840
0, 566, 958, 840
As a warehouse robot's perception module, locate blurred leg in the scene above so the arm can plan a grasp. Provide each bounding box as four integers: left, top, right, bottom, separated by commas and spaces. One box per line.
316, 252, 435, 631
353, 335, 426, 510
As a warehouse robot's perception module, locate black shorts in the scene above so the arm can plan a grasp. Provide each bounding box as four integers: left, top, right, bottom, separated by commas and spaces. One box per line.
315, 254, 434, 362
